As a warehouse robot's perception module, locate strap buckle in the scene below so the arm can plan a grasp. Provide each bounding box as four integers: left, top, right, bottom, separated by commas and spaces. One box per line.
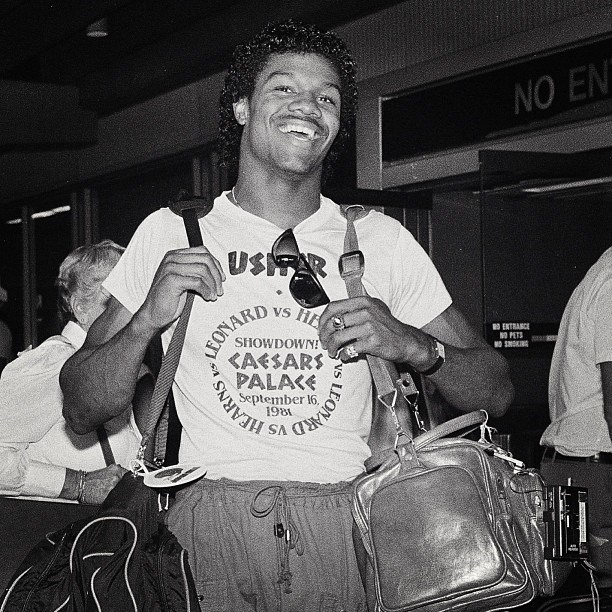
339, 250, 364, 280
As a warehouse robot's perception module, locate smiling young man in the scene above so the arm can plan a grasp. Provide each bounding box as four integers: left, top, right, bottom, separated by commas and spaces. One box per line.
60, 20, 513, 611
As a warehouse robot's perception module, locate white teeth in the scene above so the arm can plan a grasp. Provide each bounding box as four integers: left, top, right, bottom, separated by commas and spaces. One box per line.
279, 123, 317, 139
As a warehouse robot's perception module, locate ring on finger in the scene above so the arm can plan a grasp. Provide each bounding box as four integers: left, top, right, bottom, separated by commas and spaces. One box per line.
345, 344, 359, 359
332, 315, 345, 331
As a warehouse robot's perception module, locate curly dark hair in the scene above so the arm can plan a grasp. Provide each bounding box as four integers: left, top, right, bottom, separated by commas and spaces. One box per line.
218, 20, 358, 183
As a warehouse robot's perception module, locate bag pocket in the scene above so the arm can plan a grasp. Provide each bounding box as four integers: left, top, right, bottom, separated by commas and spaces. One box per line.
369, 465, 506, 611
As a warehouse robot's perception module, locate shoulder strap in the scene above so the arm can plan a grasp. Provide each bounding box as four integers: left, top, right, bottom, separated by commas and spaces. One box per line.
96, 426, 115, 465
340, 205, 424, 469
137, 195, 212, 465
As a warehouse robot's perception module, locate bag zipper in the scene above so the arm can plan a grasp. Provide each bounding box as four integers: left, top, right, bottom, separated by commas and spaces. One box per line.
156, 530, 172, 612
21, 530, 69, 611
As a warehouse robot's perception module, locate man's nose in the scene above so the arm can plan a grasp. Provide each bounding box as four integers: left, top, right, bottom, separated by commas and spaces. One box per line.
288, 92, 322, 116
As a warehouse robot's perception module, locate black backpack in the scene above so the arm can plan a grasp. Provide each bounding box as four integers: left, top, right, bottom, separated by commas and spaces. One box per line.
0, 474, 200, 611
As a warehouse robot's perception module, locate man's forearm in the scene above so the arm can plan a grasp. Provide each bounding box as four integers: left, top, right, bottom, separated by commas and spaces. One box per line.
604, 407, 612, 443
600, 361, 612, 442
60, 316, 153, 434
425, 345, 514, 417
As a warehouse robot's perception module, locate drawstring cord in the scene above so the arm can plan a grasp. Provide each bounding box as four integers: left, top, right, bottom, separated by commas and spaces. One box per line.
250, 485, 304, 594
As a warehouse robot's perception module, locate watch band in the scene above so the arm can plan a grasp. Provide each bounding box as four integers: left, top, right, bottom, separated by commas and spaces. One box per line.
418, 337, 445, 376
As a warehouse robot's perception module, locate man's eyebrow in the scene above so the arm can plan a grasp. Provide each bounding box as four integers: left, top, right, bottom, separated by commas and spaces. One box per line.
265, 70, 292, 81
265, 70, 341, 92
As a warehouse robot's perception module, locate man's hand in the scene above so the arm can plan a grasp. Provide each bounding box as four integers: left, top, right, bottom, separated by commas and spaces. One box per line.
60, 464, 127, 505
135, 246, 226, 333
319, 296, 433, 369
320, 299, 514, 417
80, 464, 128, 505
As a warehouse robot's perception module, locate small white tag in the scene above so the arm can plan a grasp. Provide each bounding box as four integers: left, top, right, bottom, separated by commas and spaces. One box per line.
143, 463, 207, 488
493, 451, 525, 470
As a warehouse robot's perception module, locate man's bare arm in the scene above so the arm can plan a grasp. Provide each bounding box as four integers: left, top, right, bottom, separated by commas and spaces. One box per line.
419, 305, 514, 417
600, 361, 612, 443
60, 297, 154, 434
60, 245, 226, 434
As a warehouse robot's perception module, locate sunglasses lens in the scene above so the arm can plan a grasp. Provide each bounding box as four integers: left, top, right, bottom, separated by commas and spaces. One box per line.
272, 229, 300, 267
273, 229, 330, 308
290, 270, 330, 308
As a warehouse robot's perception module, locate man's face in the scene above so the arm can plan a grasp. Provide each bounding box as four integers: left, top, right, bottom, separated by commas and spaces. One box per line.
74, 264, 115, 331
234, 52, 342, 178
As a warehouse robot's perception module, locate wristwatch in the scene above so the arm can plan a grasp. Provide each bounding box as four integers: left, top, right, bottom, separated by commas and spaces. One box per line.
418, 336, 445, 376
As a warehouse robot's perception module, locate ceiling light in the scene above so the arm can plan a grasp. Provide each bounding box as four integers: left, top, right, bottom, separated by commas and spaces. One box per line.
86, 18, 108, 38
521, 176, 612, 194
5, 205, 71, 225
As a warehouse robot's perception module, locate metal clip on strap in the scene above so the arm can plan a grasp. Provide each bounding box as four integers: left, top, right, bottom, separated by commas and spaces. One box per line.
377, 387, 408, 449
397, 373, 426, 433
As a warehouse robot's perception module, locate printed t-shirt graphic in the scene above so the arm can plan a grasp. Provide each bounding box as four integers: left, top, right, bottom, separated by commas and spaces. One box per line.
103, 193, 452, 482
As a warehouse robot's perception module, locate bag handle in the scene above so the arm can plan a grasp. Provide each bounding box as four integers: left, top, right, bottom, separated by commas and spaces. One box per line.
412, 409, 487, 451
137, 195, 212, 464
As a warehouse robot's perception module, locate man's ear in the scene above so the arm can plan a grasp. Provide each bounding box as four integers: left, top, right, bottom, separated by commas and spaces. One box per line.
233, 98, 249, 125
71, 297, 87, 327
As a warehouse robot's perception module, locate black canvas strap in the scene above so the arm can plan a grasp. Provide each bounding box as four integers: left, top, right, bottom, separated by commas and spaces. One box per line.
96, 425, 115, 466
162, 391, 181, 466
138, 195, 212, 465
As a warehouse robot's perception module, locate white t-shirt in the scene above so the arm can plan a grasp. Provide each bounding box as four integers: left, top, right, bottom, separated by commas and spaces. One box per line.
541, 246, 612, 455
104, 193, 451, 482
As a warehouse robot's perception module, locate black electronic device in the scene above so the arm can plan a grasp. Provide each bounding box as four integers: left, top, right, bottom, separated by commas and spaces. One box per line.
544, 484, 589, 561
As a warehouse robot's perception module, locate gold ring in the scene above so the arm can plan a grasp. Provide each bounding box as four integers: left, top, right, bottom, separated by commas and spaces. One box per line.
332, 315, 345, 331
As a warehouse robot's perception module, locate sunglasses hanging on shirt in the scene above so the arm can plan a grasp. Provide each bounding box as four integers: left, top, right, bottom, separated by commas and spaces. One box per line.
271, 229, 330, 309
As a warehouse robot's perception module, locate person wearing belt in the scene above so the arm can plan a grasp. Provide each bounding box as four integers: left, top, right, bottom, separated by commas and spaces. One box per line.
540, 246, 612, 589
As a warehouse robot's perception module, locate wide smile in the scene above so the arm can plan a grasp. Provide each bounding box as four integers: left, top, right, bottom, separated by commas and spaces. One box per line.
277, 121, 322, 142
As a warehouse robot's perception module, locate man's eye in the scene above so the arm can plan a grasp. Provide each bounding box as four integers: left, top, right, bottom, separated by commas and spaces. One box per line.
276, 86, 293, 93
319, 95, 338, 106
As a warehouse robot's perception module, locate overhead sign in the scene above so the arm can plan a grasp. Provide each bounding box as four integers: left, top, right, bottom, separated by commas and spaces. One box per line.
382, 35, 612, 161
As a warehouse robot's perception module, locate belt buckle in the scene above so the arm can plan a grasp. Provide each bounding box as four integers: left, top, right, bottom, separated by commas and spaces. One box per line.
591, 452, 612, 464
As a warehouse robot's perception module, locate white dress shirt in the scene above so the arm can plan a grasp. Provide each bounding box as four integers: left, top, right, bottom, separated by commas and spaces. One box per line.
541, 247, 612, 455
0, 321, 140, 499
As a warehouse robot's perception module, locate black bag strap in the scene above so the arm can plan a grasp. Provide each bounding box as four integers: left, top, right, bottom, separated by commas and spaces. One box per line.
340, 205, 425, 469
137, 195, 213, 465
162, 390, 181, 466
96, 426, 115, 465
